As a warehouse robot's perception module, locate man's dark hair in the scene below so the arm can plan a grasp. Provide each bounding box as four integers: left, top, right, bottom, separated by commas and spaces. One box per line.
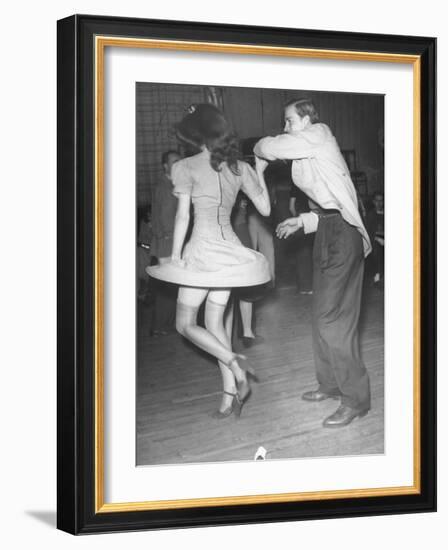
285, 98, 319, 123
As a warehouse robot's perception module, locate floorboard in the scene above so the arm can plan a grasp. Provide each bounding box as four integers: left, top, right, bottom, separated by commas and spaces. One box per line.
136, 284, 384, 465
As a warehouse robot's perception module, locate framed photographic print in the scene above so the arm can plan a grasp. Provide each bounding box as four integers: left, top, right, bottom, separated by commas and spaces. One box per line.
57, 14, 436, 534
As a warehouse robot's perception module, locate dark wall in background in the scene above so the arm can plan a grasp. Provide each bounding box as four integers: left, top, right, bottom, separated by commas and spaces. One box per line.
136, 83, 207, 205
136, 83, 384, 205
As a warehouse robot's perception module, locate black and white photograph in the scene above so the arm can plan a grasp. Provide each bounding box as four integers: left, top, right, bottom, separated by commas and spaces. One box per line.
135, 83, 385, 466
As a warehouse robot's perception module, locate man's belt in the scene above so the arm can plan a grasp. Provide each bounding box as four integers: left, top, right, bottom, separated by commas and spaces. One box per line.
313, 208, 341, 218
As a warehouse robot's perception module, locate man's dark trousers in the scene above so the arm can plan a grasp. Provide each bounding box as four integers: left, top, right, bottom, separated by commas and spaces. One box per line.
311, 212, 371, 411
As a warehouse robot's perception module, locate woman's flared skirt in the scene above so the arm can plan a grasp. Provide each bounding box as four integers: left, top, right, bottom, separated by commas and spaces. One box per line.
147, 234, 271, 288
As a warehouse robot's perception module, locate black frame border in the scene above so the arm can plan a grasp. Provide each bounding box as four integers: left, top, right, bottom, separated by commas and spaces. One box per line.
57, 14, 436, 535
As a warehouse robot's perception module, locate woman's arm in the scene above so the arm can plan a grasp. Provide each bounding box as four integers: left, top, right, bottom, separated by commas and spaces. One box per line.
171, 193, 191, 261
251, 157, 271, 217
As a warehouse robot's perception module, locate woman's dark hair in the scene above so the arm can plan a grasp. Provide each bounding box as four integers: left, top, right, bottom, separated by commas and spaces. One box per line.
285, 98, 319, 123
175, 103, 240, 174
161, 149, 180, 165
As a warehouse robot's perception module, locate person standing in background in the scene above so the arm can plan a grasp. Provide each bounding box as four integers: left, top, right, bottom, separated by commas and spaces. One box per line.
137, 205, 153, 302
232, 193, 265, 348
366, 191, 384, 288
247, 171, 276, 287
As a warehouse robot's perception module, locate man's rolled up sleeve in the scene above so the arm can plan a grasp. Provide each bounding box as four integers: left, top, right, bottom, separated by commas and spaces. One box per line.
253, 135, 304, 160
253, 137, 277, 160
254, 133, 321, 161
301, 212, 319, 234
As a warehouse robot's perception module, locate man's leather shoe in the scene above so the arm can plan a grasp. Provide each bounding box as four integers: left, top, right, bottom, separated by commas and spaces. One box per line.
302, 389, 340, 402
322, 404, 369, 428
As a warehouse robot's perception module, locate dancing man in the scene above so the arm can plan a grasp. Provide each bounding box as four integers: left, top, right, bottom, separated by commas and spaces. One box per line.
254, 98, 372, 428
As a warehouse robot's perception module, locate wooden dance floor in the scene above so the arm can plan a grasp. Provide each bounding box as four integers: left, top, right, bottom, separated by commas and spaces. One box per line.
136, 285, 384, 465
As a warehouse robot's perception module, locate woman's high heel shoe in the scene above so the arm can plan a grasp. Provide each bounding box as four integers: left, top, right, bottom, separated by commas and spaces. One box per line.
241, 334, 265, 349
227, 355, 259, 417
228, 354, 259, 379
211, 391, 238, 419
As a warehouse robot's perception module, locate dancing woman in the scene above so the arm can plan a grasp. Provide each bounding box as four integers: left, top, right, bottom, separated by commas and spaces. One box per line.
147, 104, 271, 418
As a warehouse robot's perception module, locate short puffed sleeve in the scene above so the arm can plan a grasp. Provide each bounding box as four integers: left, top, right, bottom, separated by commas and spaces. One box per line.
239, 161, 263, 201
172, 160, 194, 197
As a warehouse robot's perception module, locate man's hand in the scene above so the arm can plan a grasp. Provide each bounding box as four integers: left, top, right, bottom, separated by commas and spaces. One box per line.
276, 217, 303, 239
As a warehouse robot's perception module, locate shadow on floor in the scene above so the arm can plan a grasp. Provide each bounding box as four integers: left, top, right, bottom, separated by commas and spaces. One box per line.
25, 510, 56, 528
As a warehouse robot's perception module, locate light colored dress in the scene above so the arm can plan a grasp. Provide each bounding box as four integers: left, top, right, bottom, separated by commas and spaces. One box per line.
147, 150, 271, 288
